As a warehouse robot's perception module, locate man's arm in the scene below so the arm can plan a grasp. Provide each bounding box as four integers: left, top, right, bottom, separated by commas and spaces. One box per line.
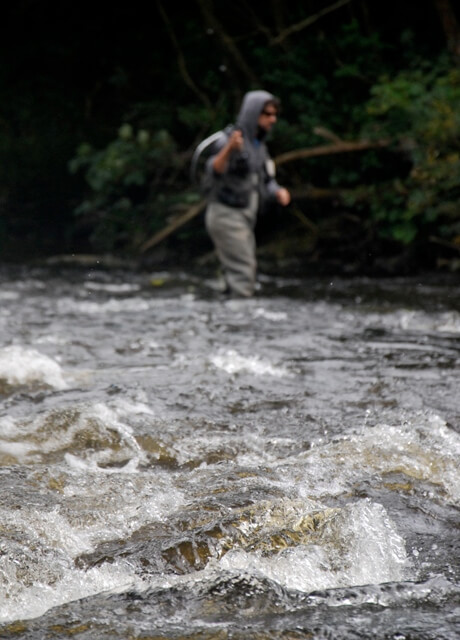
264, 156, 291, 206
212, 130, 244, 174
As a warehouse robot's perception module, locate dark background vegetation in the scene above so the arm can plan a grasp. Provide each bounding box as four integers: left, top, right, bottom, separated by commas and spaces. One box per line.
1, 0, 459, 275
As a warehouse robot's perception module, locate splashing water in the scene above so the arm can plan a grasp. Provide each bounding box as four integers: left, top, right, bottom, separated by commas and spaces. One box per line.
0, 267, 458, 639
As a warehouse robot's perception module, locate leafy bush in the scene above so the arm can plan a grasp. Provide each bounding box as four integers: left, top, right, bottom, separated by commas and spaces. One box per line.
363, 58, 460, 246
69, 124, 182, 252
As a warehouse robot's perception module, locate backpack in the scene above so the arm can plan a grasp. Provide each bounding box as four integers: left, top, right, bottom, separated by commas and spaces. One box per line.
190, 124, 234, 195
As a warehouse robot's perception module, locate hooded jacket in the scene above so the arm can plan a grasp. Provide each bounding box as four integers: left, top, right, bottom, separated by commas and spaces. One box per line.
204, 90, 282, 210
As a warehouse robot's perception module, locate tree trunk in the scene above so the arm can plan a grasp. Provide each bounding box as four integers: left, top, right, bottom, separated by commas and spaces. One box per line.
194, 0, 259, 86
157, 1, 212, 110
433, 0, 460, 61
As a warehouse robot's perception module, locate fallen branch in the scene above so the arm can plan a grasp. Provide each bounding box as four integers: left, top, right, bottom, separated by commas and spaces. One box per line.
429, 235, 460, 253
274, 138, 391, 166
139, 137, 391, 254
290, 185, 348, 200
313, 126, 343, 144
287, 206, 318, 234
139, 200, 205, 254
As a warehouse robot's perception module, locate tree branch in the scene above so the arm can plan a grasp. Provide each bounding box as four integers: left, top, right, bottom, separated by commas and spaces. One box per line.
274, 138, 391, 166
140, 137, 392, 254
156, 0, 212, 109
313, 126, 343, 144
290, 185, 352, 200
139, 201, 206, 253
195, 0, 259, 86
237, 0, 274, 43
429, 235, 460, 252
270, 0, 352, 46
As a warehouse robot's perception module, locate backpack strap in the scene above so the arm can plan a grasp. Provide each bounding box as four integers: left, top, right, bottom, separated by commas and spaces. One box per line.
190, 124, 234, 184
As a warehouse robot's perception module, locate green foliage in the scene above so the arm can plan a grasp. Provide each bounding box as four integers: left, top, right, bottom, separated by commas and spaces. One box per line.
332, 19, 391, 84
69, 124, 181, 252
361, 59, 460, 246
3, 0, 454, 266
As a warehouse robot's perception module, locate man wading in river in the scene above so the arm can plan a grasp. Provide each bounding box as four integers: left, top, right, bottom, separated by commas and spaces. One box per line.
203, 90, 291, 298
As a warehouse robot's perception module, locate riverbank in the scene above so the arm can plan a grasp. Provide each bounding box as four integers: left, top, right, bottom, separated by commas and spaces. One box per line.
2, 210, 459, 281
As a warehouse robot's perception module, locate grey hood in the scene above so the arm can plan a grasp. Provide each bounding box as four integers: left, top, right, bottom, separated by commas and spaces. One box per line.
236, 90, 277, 140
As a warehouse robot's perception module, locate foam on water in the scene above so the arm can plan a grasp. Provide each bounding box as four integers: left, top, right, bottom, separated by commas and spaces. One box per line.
0, 502, 141, 622
0, 400, 153, 467
0, 470, 185, 623
0, 415, 21, 437
0, 561, 144, 623
303, 574, 459, 608
284, 412, 460, 504
216, 499, 410, 592
84, 282, 141, 293
252, 307, 289, 321
56, 296, 151, 314
399, 309, 460, 333
362, 309, 460, 334
0, 290, 19, 300
64, 452, 140, 473
210, 348, 292, 377
0, 345, 67, 390
34, 335, 69, 346
0, 440, 34, 460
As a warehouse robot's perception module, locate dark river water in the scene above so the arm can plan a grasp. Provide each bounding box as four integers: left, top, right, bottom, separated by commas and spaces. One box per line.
0, 264, 459, 639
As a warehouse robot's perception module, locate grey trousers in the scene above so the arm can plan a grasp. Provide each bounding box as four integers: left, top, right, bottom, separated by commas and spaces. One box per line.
205, 196, 258, 297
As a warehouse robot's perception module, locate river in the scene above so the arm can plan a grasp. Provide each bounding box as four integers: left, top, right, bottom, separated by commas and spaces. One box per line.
0, 264, 459, 639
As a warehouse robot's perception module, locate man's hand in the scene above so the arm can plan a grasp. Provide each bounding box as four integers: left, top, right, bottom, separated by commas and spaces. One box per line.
276, 187, 291, 206
228, 129, 244, 151
212, 129, 244, 173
